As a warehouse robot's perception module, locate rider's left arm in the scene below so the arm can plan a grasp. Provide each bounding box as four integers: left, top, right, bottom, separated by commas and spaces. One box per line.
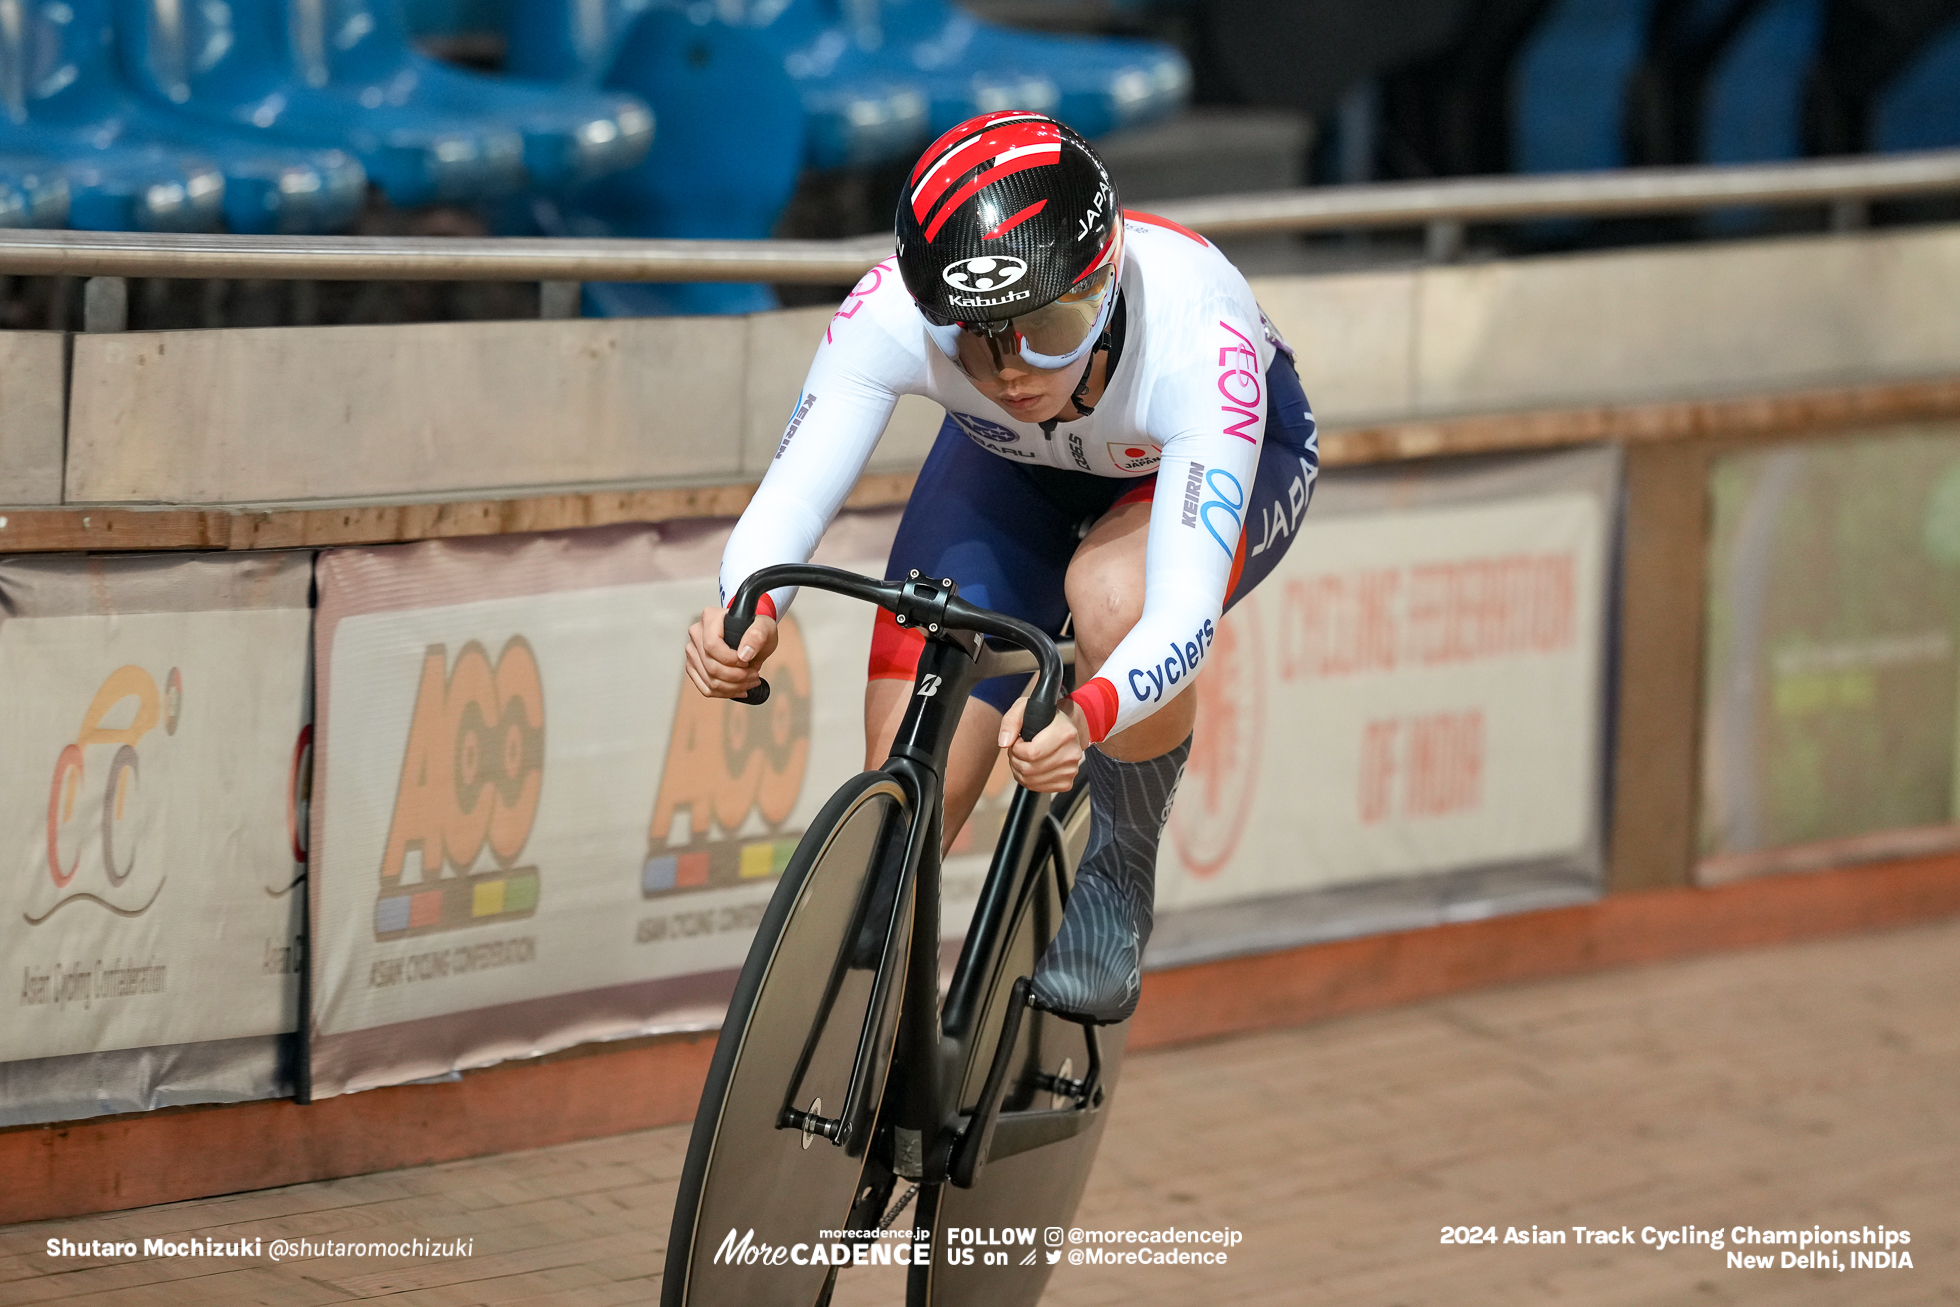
1066, 315, 1271, 743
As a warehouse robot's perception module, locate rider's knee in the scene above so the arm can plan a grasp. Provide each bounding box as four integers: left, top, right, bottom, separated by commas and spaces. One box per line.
1064, 553, 1143, 669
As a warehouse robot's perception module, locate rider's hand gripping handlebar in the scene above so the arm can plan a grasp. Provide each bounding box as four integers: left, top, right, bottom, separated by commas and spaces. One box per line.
722, 564, 1067, 743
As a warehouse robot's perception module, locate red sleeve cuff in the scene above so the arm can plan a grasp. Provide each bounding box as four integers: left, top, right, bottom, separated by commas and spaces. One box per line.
728, 592, 779, 620
1070, 677, 1119, 744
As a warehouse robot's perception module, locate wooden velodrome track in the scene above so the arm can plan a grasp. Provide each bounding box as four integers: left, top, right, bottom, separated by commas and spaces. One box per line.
3, 913, 1952, 1306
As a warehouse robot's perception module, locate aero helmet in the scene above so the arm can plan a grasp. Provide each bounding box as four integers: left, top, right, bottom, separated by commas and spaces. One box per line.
896, 111, 1123, 372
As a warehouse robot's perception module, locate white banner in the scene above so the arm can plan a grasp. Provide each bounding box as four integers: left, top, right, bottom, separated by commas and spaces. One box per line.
308, 516, 910, 1097
1152, 448, 1618, 960
0, 555, 310, 1079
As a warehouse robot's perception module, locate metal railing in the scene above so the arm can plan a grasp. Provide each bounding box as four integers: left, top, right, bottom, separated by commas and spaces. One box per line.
4, 147, 1958, 330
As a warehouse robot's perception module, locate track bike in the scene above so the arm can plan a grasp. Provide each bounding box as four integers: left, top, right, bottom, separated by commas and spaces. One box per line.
662, 564, 1129, 1307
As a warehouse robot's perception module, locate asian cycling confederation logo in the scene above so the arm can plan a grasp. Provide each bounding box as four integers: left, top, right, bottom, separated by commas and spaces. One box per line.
1171, 597, 1265, 877
31, 665, 181, 924
643, 615, 812, 897
950, 412, 1019, 446
941, 255, 1028, 293
374, 638, 544, 941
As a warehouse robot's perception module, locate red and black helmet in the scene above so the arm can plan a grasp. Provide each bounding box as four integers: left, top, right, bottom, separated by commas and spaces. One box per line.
896, 111, 1124, 371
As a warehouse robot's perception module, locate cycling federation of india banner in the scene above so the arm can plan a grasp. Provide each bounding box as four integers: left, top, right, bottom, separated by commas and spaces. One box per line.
1151, 446, 1619, 964
306, 514, 903, 1099
0, 553, 311, 1125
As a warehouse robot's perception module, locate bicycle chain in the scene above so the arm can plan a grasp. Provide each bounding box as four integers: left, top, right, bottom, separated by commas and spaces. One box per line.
881, 1184, 920, 1232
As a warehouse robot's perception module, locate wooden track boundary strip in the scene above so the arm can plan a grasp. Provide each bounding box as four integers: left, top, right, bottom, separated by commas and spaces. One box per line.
4, 852, 1957, 1228
1318, 373, 1960, 464
0, 475, 919, 554
3, 376, 1958, 554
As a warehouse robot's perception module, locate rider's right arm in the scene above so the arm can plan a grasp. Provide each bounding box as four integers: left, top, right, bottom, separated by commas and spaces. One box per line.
719, 263, 926, 619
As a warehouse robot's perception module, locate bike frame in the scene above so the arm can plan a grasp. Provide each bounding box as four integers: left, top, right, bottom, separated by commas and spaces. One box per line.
725, 565, 1104, 1194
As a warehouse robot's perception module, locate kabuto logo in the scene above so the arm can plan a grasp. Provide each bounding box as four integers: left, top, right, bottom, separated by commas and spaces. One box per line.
643, 616, 812, 899
374, 638, 544, 941
31, 665, 180, 925
941, 254, 1028, 294
949, 411, 1020, 446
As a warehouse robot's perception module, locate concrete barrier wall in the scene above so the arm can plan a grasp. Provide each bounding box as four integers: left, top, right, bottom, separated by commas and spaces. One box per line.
67, 316, 748, 504
34, 223, 1960, 509
1252, 223, 1960, 425
63, 308, 945, 506
0, 333, 68, 505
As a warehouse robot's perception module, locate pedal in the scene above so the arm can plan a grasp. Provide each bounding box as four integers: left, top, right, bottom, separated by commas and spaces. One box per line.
1033, 1064, 1088, 1106
1035, 1021, 1104, 1110
781, 1102, 844, 1147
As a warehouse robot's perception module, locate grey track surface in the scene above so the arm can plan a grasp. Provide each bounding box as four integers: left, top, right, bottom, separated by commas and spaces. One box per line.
3, 917, 1955, 1305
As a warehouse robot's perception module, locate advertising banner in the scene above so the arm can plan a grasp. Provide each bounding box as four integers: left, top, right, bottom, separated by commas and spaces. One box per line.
1149, 446, 1619, 966
0, 552, 311, 1125
1699, 424, 1960, 883
308, 448, 1617, 1093
307, 515, 909, 1099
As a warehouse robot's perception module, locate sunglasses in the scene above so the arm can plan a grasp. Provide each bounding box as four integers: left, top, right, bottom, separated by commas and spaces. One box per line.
922, 263, 1120, 376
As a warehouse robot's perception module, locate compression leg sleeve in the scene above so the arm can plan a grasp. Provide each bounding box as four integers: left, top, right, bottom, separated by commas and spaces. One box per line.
1030, 736, 1190, 1025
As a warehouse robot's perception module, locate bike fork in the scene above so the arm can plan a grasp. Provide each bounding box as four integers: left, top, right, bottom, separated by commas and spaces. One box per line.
879, 756, 946, 1184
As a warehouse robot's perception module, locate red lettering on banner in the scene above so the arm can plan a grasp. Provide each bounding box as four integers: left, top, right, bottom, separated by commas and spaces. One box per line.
1358, 720, 1398, 824
1405, 710, 1484, 816
1357, 710, 1484, 823
1407, 555, 1574, 665
1281, 572, 1400, 678
1282, 552, 1577, 679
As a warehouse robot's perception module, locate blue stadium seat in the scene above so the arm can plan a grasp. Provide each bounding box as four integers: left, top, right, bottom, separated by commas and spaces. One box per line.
862, 1, 1061, 137
1511, 0, 1658, 174
1700, 0, 1826, 165
0, 126, 222, 231
0, 0, 363, 234
1872, 16, 1960, 151
115, 0, 526, 206
305, 0, 652, 190
0, 7, 222, 234
401, 0, 510, 34
550, 9, 807, 316
877, 0, 1189, 139
507, 0, 928, 170
0, 155, 71, 228
504, 0, 652, 83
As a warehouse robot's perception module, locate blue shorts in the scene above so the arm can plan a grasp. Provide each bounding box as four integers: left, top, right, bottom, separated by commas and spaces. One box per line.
873, 351, 1318, 712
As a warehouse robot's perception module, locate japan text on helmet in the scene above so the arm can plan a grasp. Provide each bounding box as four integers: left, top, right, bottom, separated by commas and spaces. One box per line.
896, 111, 1124, 372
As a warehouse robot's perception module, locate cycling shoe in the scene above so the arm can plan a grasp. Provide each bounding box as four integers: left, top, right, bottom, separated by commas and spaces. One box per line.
1030, 738, 1189, 1025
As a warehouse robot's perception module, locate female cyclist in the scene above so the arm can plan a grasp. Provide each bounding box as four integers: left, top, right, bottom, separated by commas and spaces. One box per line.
686, 110, 1317, 1024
